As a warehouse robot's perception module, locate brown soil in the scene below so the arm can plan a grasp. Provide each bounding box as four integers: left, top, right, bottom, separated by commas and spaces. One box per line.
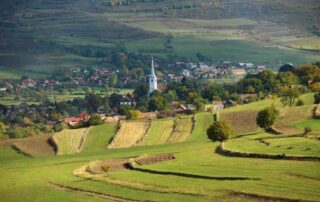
12, 134, 56, 157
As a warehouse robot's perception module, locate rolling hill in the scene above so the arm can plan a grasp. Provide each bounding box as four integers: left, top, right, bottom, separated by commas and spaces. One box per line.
0, 0, 319, 74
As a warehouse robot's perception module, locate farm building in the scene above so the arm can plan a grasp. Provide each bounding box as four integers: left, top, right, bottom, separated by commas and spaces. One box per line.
212, 101, 224, 111
64, 117, 85, 126
232, 68, 246, 77
120, 98, 133, 106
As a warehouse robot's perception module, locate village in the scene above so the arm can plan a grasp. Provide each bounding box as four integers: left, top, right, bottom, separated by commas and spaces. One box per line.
0, 59, 270, 138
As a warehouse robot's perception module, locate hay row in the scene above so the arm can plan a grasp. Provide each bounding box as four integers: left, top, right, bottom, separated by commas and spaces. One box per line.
134, 153, 175, 166
216, 143, 320, 161
108, 120, 151, 149
52, 127, 90, 155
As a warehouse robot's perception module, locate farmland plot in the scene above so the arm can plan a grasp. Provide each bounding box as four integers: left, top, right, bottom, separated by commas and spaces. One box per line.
12, 134, 56, 157
219, 111, 259, 134
108, 120, 150, 149
139, 118, 175, 146
274, 105, 315, 134
52, 128, 90, 155
225, 136, 320, 157
167, 118, 193, 143
189, 112, 213, 141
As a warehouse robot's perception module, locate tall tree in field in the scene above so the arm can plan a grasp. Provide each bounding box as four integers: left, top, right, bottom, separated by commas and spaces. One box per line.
256, 106, 279, 131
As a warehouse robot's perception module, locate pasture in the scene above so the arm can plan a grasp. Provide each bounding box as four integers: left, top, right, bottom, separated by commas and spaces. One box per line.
0, 100, 320, 201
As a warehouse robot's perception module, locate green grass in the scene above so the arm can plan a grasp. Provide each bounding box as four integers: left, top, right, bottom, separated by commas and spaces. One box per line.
82, 123, 117, 153
189, 112, 213, 141
139, 118, 175, 146
1, 101, 320, 201
225, 135, 320, 157
167, 117, 193, 143
291, 119, 320, 132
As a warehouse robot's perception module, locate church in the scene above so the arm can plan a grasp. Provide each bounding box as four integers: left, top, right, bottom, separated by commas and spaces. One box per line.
149, 58, 158, 95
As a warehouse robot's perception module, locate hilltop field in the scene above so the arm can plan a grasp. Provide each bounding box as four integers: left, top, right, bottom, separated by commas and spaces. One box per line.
0, 0, 320, 75
0, 93, 319, 202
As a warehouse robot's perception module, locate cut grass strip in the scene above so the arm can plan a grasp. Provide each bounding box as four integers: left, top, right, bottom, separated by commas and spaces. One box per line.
189, 112, 213, 141
52, 128, 90, 155
139, 118, 175, 146
167, 118, 193, 143
108, 120, 150, 149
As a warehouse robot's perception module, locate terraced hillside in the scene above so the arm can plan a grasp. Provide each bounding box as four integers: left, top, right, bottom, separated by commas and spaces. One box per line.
0, 97, 320, 201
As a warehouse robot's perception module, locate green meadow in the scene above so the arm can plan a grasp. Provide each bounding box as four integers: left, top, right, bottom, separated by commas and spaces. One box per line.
1, 95, 319, 201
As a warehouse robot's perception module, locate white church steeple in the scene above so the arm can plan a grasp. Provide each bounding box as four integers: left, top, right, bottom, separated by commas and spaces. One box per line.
149, 58, 158, 95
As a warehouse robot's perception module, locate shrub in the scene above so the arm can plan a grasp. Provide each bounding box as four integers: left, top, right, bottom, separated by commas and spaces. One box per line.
89, 114, 103, 126
304, 127, 312, 134
207, 121, 234, 142
314, 104, 320, 119
296, 99, 304, 106
53, 121, 68, 132
256, 106, 279, 131
127, 110, 142, 120
315, 92, 320, 104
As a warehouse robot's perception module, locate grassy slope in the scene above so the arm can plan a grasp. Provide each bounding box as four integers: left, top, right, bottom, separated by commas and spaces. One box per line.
82, 123, 117, 154
0, 95, 320, 201
108, 120, 150, 149
53, 128, 90, 155
167, 117, 193, 143
139, 118, 175, 146
189, 112, 213, 142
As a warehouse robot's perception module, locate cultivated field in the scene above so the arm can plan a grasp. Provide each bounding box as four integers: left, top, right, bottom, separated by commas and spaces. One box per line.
12, 134, 56, 157
52, 128, 90, 155
166, 117, 194, 143
108, 120, 151, 149
138, 118, 175, 146
273, 105, 315, 134
219, 111, 259, 134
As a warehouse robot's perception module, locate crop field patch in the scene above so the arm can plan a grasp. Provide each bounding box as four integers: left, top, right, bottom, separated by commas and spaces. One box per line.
219, 111, 259, 134
274, 105, 315, 134
52, 128, 90, 155
167, 118, 193, 143
12, 134, 56, 157
139, 119, 175, 146
108, 120, 150, 149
